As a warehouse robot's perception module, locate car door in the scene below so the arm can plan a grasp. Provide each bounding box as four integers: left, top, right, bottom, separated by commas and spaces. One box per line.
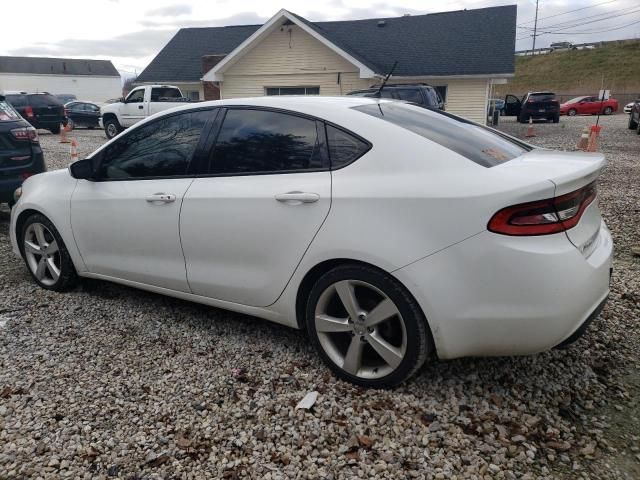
504, 95, 521, 116
120, 88, 146, 127
86, 103, 101, 127
70, 103, 88, 126
180, 107, 331, 307
71, 108, 213, 291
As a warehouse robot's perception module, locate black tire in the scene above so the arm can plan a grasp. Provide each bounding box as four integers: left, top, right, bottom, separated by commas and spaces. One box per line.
603, 107, 613, 115
305, 264, 432, 388
104, 117, 122, 139
552, 114, 560, 123
49, 125, 61, 134
568, 109, 577, 117
20, 213, 79, 291
629, 114, 638, 130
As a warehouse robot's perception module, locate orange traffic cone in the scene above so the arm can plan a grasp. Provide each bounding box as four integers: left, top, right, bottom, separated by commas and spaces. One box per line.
577, 127, 589, 151
525, 117, 536, 137
59, 123, 71, 144
587, 125, 602, 152
70, 138, 79, 162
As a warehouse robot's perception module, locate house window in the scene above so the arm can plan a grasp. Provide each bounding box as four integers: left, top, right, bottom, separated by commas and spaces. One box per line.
186, 91, 200, 101
265, 86, 320, 96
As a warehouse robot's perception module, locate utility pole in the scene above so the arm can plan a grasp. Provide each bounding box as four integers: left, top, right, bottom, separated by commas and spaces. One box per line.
531, 0, 539, 55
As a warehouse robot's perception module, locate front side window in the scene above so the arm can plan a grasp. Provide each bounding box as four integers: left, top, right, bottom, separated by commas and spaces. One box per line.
265, 87, 320, 96
210, 109, 322, 174
353, 102, 531, 168
96, 110, 210, 180
126, 89, 145, 103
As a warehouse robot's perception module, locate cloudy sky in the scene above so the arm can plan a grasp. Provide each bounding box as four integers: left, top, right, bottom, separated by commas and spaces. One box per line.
2, 0, 639, 76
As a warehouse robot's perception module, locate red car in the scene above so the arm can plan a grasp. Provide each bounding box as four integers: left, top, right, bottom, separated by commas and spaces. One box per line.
560, 96, 618, 116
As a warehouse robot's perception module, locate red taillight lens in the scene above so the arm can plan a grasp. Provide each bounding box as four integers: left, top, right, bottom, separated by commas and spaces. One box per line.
10, 127, 39, 143
488, 182, 597, 236
24, 105, 34, 118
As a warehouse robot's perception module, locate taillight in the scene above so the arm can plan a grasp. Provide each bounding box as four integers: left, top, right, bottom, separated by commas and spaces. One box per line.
488, 182, 597, 236
10, 126, 39, 143
24, 105, 34, 118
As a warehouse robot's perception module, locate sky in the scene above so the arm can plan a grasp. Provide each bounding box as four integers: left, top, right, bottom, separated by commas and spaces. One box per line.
2, 0, 639, 77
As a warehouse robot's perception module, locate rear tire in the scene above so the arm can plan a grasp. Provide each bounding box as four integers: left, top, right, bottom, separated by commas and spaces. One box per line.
603, 106, 613, 115
305, 264, 432, 388
104, 118, 122, 139
552, 114, 560, 123
568, 109, 577, 116
20, 214, 78, 292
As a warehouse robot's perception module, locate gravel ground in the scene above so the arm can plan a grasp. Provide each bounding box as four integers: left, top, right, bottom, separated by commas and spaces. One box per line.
0, 118, 639, 479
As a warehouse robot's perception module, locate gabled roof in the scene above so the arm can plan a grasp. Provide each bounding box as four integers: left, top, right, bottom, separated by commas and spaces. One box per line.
0, 56, 120, 77
138, 5, 517, 83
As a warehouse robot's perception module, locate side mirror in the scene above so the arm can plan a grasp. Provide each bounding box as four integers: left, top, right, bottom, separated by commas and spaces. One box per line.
69, 158, 94, 180
120, 96, 126, 103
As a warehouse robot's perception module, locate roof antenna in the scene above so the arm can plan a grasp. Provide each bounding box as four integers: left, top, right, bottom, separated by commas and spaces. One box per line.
374, 61, 398, 98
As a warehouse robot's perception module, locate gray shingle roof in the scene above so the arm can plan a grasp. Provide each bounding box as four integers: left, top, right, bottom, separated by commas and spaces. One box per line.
0, 56, 119, 77
137, 5, 516, 83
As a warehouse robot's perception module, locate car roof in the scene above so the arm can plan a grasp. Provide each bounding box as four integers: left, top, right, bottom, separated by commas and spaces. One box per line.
528, 91, 555, 95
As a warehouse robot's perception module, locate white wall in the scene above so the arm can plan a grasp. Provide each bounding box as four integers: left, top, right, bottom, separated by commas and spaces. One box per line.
0, 73, 122, 102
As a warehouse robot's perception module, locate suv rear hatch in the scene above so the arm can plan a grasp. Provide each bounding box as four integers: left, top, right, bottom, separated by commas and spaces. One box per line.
526, 93, 559, 114
28, 94, 64, 125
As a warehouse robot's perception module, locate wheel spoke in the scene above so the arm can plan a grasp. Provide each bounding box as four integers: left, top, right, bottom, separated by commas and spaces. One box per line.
335, 280, 360, 320
342, 336, 364, 375
24, 240, 41, 255
315, 314, 351, 333
367, 332, 404, 369
35, 258, 47, 280
365, 298, 399, 327
46, 257, 60, 280
45, 240, 58, 255
33, 224, 47, 247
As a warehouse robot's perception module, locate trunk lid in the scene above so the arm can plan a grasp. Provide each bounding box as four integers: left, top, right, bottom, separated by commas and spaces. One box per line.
497, 149, 606, 254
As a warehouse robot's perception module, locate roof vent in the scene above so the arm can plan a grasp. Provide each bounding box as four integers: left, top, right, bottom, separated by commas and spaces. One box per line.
377, 20, 386, 27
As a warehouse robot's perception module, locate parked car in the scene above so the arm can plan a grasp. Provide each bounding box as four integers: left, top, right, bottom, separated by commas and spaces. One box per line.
64, 101, 101, 130
55, 94, 77, 104
560, 96, 618, 116
0, 95, 45, 207
10, 97, 612, 388
623, 101, 637, 114
627, 100, 640, 134
489, 98, 505, 115
4, 92, 66, 133
504, 92, 560, 123
347, 84, 445, 110
550, 41, 576, 51
100, 85, 191, 139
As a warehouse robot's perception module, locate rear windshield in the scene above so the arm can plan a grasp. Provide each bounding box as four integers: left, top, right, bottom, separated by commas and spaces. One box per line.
5, 94, 28, 107
529, 93, 556, 102
28, 94, 63, 107
0, 100, 21, 121
353, 102, 532, 168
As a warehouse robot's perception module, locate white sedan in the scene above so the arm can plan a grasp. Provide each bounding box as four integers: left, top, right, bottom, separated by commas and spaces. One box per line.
624, 101, 636, 114
10, 97, 613, 388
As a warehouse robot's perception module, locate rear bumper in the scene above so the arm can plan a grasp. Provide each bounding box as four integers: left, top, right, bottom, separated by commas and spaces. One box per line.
0, 151, 46, 202
394, 222, 613, 359
555, 293, 608, 348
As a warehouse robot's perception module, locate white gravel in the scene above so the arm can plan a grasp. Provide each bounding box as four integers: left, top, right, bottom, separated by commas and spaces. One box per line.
1, 118, 639, 479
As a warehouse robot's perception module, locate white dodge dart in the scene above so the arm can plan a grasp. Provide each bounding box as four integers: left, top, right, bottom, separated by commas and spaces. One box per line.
10, 97, 613, 388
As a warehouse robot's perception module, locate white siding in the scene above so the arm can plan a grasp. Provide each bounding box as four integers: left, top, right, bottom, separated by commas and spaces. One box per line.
222, 25, 370, 98
0, 73, 121, 103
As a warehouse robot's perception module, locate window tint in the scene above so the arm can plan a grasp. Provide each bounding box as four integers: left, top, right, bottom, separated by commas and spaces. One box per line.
353, 102, 531, 168
210, 109, 322, 174
395, 88, 424, 104
326, 125, 371, 169
126, 89, 145, 103
0, 100, 20, 121
5, 95, 28, 107
265, 87, 320, 96
529, 93, 555, 102
29, 94, 63, 107
97, 110, 210, 179
151, 87, 182, 101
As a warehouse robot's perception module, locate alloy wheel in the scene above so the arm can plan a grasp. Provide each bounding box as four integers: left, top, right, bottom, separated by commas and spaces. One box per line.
314, 280, 407, 379
23, 223, 61, 286
106, 123, 118, 138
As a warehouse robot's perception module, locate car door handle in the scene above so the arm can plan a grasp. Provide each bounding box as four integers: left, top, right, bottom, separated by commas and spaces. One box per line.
138, 105, 143, 109
146, 193, 176, 203
275, 192, 320, 204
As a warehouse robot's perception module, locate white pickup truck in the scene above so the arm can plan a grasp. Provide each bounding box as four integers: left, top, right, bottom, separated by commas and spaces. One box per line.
100, 85, 191, 139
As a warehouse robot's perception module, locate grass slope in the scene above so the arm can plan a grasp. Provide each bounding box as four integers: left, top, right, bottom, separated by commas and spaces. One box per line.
496, 40, 640, 96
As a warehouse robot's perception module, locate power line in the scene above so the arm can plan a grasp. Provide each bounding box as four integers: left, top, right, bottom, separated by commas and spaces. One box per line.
517, 0, 618, 26
537, 18, 640, 35
518, 6, 640, 33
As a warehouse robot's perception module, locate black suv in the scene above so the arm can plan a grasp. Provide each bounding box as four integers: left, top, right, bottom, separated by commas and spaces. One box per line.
347, 84, 445, 110
627, 99, 640, 134
0, 95, 46, 207
4, 92, 66, 133
504, 92, 560, 123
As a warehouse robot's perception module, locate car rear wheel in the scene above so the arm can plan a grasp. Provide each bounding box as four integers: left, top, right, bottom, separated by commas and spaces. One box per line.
552, 114, 560, 123
568, 109, 577, 116
629, 115, 638, 130
104, 118, 122, 139
306, 264, 431, 388
21, 214, 78, 291
603, 107, 613, 115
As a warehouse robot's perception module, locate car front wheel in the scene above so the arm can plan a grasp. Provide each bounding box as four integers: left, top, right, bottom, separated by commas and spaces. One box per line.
306, 264, 431, 388
21, 214, 78, 291
104, 118, 122, 139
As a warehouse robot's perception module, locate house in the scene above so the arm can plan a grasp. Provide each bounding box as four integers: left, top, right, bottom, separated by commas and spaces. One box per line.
0, 56, 121, 103
136, 6, 516, 123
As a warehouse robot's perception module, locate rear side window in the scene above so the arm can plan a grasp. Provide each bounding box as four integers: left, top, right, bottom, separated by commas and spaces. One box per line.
395, 88, 423, 104
151, 87, 182, 101
326, 125, 371, 169
209, 109, 323, 175
97, 110, 210, 179
353, 102, 531, 168
29, 94, 63, 107
0, 100, 21, 121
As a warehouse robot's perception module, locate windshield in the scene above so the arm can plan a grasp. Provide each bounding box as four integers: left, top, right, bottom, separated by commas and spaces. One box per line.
29, 94, 63, 107
566, 96, 587, 104
353, 102, 532, 168
529, 93, 556, 102
0, 100, 21, 121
